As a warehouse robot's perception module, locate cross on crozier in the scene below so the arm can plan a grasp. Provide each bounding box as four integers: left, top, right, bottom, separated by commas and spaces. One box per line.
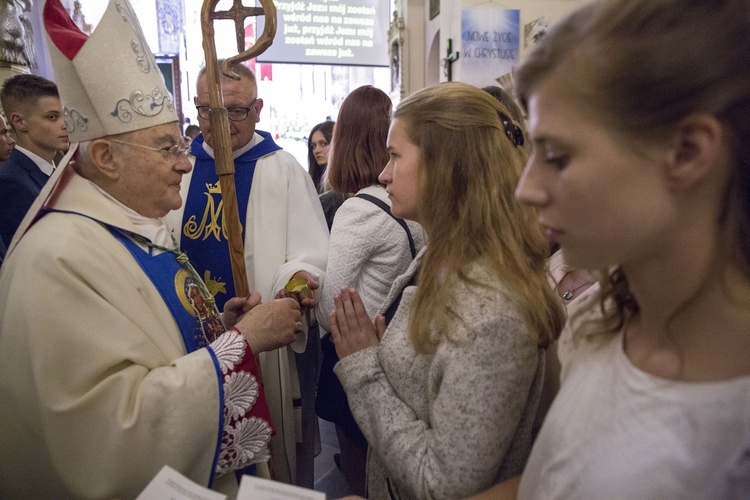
211, 0, 265, 53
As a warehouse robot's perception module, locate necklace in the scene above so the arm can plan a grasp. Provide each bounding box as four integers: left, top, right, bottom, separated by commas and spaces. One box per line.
560, 268, 588, 301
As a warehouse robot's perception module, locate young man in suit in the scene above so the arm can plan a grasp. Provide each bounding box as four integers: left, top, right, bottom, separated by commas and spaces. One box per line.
0, 114, 13, 263
0, 74, 69, 246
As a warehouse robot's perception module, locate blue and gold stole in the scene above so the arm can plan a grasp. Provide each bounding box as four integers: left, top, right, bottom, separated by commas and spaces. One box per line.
110, 230, 225, 349
180, 131, 281, 309
39, 208, 223, 351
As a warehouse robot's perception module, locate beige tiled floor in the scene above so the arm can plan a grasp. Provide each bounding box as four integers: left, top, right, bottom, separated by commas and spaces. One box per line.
314, 418, 352, 499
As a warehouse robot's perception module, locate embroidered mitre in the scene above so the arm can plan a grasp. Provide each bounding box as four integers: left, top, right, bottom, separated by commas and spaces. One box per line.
43, 0, 177, 141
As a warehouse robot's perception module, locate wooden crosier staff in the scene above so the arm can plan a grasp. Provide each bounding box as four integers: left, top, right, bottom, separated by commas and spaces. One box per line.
199, 1, 277, 477
199, 0, 277, 300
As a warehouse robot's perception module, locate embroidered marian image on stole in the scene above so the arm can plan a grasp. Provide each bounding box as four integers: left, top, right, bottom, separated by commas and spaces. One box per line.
182, 180, 229, 304
175, 268, 224, 343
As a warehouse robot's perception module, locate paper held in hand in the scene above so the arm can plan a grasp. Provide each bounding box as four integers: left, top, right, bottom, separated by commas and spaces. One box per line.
136, 465, 325, 500
237, 474, 325, 499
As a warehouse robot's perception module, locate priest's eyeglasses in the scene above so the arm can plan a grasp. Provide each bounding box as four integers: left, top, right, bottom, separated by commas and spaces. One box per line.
109, 138, 191, 159
195, 98, 258, 121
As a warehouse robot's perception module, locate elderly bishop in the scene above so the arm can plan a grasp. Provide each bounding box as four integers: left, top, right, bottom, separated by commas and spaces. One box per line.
0, 0, 302, 497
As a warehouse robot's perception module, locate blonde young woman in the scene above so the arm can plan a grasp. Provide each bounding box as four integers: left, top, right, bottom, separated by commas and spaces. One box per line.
474, 0, 750, 497
328, 82, 564, 499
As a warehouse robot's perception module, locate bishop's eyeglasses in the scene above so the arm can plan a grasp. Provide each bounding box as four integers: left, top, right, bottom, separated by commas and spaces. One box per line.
108, 137, 191, 159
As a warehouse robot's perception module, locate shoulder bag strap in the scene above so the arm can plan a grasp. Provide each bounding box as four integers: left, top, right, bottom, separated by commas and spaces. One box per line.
356, 193, 416, 259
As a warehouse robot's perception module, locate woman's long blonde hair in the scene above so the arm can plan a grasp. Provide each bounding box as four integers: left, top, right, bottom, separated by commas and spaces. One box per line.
397, 82, 564, 353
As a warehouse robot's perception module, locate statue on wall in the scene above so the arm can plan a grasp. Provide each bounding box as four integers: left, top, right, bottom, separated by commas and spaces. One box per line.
71, 1, 92, 35
391, 40, 399, 91
0, 0, 37, 68
388, 10, 405, 100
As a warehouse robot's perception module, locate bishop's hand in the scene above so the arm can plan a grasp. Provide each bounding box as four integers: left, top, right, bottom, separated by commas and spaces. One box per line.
234, 298, 301, 353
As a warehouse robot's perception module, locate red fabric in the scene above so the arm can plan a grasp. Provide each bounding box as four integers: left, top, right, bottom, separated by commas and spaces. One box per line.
243, 24, 272, 80
259, 64, 273, 82
244, 24, 257, 76
226, 328, 274, 434
44, 0, 88, 60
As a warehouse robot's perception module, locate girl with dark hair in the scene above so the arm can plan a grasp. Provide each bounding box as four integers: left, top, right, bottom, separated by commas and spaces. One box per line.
307, 120, 334, 193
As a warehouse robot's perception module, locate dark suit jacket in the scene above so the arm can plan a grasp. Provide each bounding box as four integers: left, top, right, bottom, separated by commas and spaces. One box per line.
0, 148, 51, 246
0, 234, 6, 268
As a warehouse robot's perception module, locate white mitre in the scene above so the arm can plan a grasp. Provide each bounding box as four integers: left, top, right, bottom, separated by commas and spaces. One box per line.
43, 0, 177, 141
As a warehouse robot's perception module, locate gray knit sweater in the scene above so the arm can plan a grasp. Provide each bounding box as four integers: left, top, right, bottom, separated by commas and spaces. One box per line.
335, 253, 544, 499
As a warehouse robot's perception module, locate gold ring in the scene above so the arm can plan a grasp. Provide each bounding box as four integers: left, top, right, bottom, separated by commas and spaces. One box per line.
295, 321, 303, 332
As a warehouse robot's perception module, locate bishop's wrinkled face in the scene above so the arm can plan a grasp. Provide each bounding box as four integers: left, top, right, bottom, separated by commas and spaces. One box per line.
109, 121, 192, 218
194, 74, 263, 152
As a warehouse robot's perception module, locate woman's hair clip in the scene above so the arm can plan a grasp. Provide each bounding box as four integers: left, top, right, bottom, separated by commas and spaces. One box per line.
501, 113, 525, 148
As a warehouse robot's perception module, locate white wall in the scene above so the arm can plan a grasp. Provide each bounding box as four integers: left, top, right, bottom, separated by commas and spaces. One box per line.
424, 0, 441, 88
441, 0, 587, 87
30, 0, 579, 137
387, 0, 584, 99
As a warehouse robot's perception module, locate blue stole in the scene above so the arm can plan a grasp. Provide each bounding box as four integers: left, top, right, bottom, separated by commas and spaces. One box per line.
39, 209, 233, 484
110, 230, 225, 349
180, 131, 281, 310
37, 208, 222, 352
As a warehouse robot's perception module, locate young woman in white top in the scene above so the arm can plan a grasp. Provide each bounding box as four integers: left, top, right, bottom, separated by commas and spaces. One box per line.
474, 0, 750, 497
316, 85, 425, 496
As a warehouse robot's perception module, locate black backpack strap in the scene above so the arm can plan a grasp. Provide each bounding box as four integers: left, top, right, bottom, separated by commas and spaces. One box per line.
356, 193, 416, 259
